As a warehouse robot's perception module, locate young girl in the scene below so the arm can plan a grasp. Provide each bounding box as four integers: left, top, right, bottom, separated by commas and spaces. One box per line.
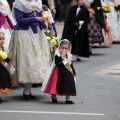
0, 32, 13, 103
42, 39, 76, 104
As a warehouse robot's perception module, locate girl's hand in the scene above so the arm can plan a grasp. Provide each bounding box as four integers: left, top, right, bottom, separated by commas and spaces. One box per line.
36, 17, 45, 22
8, 61, 15, 66
61, 51, 66, 59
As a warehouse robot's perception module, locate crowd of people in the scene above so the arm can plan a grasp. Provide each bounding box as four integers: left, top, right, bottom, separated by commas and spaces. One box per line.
0, 0, 120, 104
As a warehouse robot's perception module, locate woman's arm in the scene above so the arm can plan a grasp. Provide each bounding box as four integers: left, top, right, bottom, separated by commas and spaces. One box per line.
14, 8, 37, 25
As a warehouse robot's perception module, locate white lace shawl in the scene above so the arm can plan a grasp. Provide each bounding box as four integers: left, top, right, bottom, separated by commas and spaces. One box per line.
13, 0, 42, 13
0, 0, 16, 26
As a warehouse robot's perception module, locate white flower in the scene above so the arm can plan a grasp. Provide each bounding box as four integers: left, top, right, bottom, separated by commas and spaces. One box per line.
78, 21, 84, 29
79, 20, 84, 25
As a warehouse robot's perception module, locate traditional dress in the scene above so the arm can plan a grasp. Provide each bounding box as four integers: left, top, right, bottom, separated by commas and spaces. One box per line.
103, 0, 120, 41
85, 0, 105, 45
62, 5, 90, 57
8, 0, 51, 84
42, 49, 76, 96
0, 47, 12, 94
101, 0, 113, 45
0, 0, 16, 49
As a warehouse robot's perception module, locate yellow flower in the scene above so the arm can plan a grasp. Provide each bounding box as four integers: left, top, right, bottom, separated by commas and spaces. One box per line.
50, 39, 57, 47
46, 36, 51, 40
52, 36, 57, 39
0, 51, 7, 60
46, 30, 50, 33
43, 11, 50, 19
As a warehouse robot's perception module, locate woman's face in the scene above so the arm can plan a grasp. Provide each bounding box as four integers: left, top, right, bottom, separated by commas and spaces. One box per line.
0, 34, 5, 47
76, 0, 85, 5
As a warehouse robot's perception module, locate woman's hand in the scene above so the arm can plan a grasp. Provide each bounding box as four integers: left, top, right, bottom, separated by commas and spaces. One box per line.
36, 17, 45, 22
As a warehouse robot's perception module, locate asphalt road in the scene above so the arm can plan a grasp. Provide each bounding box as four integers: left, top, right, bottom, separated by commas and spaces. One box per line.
0, 22, 120, 120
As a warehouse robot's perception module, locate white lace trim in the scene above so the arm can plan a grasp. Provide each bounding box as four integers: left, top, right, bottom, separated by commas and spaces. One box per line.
55, 48, 72, 65
13, 0, 42, 13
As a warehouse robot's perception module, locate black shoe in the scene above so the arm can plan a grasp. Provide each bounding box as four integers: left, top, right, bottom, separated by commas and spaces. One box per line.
30, 94, 36, 99
0, 97, 3, 104
89, 52, 92, 55
23, 93, 30, 101
32, 83, 42, 87
76, 57, 81, 61
65, 100, 74, 104
51, 96, 58, 103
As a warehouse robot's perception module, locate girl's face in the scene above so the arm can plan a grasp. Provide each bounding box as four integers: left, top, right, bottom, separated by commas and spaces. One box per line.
0, 34, 5, 47
59, 44, 70, 54
76, 0, 85, 5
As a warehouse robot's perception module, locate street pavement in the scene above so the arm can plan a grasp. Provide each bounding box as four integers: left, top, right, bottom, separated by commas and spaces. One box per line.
0, 22, 120, 120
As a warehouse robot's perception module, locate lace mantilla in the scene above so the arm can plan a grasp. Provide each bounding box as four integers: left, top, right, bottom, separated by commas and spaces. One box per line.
13, 0, 42, 13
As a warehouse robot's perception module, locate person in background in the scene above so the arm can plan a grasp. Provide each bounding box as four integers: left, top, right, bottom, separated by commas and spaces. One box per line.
62, 0, 90, 61
84, 0, 105, 51
103, 0, 120, 42
59, 0, 72, 22
41, 0, 49, 8
0, 0, 16, 49
71, 0, 76, 6
48, 0, 56, 20
54, 0, 61, 21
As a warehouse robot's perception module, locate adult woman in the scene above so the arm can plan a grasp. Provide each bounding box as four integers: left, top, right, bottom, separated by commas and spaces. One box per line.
103, 0, 120, 42
9, 0, 51, 100
84, 0, 105, 46
0, 0, 16, 49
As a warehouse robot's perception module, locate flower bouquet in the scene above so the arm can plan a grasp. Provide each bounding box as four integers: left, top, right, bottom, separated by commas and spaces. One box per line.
78, 20, 84, 29
98, 4, 110, 13
45, 29, 61, 61
0, 51, 7, 62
